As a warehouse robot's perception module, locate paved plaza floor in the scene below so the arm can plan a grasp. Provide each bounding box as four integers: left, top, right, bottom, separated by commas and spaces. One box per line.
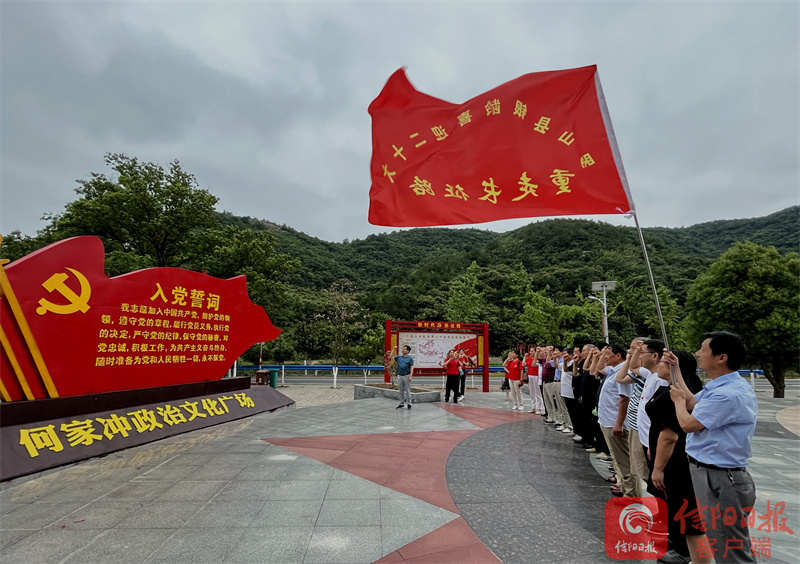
1, 384, 798, 563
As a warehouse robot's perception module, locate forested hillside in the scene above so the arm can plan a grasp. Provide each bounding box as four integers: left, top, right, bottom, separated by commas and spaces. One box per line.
224, 207, 798, 294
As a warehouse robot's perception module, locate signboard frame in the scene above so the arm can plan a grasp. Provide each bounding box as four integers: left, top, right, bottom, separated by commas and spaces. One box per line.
384, 320, 490, 392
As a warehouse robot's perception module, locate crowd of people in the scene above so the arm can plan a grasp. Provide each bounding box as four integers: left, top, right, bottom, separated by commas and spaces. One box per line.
389, 331, 759, 563
501, 332, 759, 564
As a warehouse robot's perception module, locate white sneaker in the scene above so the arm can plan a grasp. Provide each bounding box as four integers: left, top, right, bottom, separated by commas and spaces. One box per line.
555, 425, 564, 430
561, 427, 573, 433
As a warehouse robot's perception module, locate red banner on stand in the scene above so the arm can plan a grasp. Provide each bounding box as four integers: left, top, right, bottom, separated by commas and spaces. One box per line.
0, 236, 280, 401
368, 65, 633, 227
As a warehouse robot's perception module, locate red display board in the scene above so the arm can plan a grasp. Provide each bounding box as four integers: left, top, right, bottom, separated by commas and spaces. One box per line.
0, 236, 280, 401
384, 320, 490, 392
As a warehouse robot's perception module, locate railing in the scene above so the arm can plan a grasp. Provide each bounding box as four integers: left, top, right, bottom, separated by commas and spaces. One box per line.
238, 364, 769, 389
237, 363, 505, 388
739, 369, 765, 389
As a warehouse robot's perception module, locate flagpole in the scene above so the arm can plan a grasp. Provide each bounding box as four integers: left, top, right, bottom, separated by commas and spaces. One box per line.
631, 211, 670, 351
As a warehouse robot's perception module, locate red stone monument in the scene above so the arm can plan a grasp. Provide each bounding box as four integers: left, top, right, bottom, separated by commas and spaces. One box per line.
0, 235, 290, 479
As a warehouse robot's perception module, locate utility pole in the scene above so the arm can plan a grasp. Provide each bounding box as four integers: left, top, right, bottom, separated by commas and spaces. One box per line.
589, 281, 617, 344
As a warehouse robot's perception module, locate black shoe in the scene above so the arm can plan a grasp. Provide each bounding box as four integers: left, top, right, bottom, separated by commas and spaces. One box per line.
658, 550, 691, 564
407, 404, 412, 409
396, 403, 404, 409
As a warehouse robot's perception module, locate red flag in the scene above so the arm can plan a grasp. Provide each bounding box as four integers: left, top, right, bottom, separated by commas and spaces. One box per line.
368, 65, 633, 227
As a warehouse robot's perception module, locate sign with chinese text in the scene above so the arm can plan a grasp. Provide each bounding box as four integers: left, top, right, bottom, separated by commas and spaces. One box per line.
398, 332, 477, 369
1, 385, 292, 480
0, 236, 280, 401
369, 65, 633, 226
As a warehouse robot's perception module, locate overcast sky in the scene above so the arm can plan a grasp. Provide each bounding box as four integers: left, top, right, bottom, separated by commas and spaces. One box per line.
2, 1, 798, 242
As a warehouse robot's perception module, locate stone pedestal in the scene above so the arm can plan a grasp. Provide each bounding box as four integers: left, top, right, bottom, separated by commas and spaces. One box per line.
353, 384, 441, 403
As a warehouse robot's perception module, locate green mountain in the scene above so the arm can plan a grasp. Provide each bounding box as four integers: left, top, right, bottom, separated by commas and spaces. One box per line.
223, 206, 798, 300
644, 206, 799, 259
217, 205, 798, 357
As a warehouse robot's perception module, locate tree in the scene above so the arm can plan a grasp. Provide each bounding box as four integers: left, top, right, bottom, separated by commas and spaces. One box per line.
609, 281, 685, 347
321, 279, 366, 364
54, 153, 219, 270
557, 290, 603, 346
182, 225, 296, 325
288, 288, 334, 360
520, 290, 559, 345
255, 334, 297, 364
346, 313, 389, 365
686, 242, 800, 398
445, 261, 483, 322
1, 231, 57, 262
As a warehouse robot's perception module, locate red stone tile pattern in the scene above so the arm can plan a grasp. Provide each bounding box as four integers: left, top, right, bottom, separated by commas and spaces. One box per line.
263, 403, 534, 562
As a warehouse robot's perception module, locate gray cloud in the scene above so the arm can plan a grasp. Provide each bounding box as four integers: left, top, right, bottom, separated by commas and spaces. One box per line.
2, 2, 797, 242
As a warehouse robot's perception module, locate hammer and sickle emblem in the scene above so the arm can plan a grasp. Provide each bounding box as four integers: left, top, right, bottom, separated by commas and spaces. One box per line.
35, 267, 92, 316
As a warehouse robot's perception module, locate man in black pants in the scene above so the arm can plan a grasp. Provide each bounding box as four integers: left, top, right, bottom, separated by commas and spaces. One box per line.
583, 345, 612, 459
575, 345, 601, 449
563, 345, 583, 439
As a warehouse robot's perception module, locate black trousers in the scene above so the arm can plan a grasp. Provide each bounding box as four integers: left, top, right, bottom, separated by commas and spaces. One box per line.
445, 374, 460, 402
564, 397, 580, 434
571, 396, 588, 438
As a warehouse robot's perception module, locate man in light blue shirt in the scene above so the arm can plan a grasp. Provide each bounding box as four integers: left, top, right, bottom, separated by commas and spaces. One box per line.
671, 332, 757, 563
394, 345, 414, 410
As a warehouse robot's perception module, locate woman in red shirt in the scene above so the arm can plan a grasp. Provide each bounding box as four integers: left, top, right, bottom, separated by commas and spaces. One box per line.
504, 351, 523, 410
442, 350, 462, 403
524, 347, 545, 414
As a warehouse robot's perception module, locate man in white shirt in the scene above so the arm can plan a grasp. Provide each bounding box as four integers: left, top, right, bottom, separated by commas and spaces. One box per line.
556, 349, 575, 434
594, 344, 636, 497
616, 339, 667, 495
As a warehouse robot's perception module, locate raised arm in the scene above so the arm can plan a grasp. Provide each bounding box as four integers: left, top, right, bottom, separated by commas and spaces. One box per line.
670, 386, 704, 433
589, 347, 607, 376
663, 351, 697, 411
616, 342, 641, 384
